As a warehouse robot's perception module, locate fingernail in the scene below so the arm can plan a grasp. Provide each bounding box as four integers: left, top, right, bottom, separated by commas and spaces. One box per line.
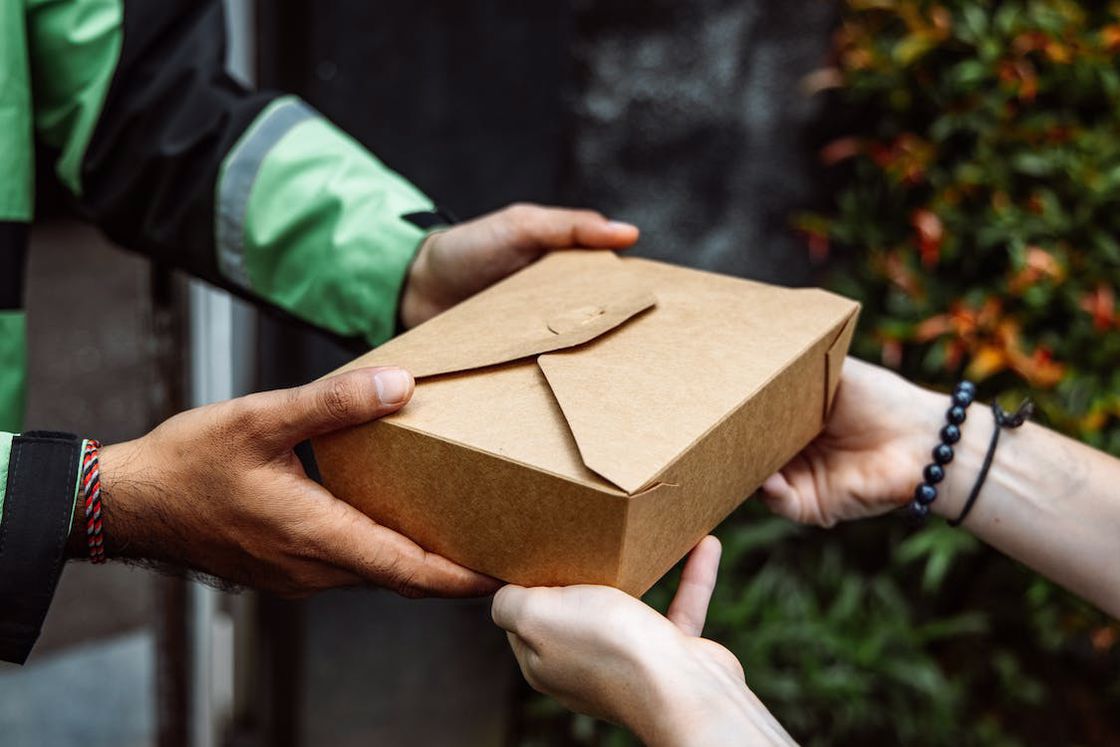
374, 369, 414, 405
607, 220, 637, 232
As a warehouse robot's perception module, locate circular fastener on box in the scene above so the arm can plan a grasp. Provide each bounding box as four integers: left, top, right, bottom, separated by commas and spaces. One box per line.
547, 305, 608, 335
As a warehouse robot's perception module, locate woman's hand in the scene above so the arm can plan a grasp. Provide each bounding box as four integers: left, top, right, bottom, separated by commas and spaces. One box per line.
762, 358, 1120, 616
399, 203, 639, 328
492, 538, 796, 747
90, 367, 498, 599
761, 357, 946, 527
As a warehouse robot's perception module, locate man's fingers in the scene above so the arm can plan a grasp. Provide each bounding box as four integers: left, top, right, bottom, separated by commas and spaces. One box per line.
315, 501, 500, 598
569, 216, 640, 248
666, 536, 722, 637
258, 367, 414, 450
276, 563, 367, 598
504, 203, 639, 250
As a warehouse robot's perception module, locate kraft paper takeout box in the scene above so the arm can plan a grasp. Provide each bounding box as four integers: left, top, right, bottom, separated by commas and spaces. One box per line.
310, 251, 859, 595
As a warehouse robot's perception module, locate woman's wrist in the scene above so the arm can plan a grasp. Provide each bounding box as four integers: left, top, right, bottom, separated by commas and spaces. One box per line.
885, 378, 998, 521
631, 650, 761, 747
901, 382, 998, 523
928, 402, 996, 522
881, 380, 952, 512
638, 680, 790, 747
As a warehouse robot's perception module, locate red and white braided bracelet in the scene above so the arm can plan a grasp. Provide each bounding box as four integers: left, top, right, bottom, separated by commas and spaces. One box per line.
80, 439, 106, 564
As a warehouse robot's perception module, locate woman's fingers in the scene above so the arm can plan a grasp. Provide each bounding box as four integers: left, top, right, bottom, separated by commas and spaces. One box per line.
760, 470, 802, 521
666, 536, 722, 636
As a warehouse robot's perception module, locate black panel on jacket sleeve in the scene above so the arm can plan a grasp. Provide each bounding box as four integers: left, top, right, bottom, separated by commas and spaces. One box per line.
0, 432, 82, 665
0, 223, 28, 311
78, 0, 277, 285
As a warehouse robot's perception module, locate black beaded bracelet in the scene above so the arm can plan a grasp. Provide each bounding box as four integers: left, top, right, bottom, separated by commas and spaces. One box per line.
907, 380, 976, 523
947, 398, 1034, 527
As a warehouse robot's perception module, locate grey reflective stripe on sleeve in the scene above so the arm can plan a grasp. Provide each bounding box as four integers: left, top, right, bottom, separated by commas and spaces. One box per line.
215, 96, 315, 289
0, 431, 13, 522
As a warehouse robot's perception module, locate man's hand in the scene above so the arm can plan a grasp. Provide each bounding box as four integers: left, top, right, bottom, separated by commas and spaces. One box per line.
88, 367, 498, 598
760, 358, 945, 527
400, 203, 640, 328
492, 538, 796, 747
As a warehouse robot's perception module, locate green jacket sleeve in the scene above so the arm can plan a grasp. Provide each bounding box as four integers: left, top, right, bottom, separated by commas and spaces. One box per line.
219, 98, 438, 345
26, 0, 443, 347
0, 310, 27, 433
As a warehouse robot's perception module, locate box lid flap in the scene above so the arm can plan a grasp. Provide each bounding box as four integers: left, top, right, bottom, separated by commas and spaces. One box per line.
537, 260, 861, 494
331, 253, 858, 500
337, 252, 656, 379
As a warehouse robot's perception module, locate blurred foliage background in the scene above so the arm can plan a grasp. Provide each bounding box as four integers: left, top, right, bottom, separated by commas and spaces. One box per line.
521, 1, 1120, 744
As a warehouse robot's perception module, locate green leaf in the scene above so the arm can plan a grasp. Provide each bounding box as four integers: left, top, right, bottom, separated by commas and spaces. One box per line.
894, 34, 938, 66
960, 5, 990, 42
1013, 152, 1057, 177
950, 59, 989, 89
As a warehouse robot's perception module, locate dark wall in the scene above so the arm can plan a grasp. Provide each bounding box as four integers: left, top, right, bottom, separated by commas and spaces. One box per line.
253, 0, 578, 385
258, 1, 574, 219
568, 0, 836, 284
260, 0, 836, 284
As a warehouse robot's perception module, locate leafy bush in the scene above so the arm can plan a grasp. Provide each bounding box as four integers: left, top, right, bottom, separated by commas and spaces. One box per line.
519, 2, 1120, 744
787, 2, 1120, 739
804, 0, 1120, 451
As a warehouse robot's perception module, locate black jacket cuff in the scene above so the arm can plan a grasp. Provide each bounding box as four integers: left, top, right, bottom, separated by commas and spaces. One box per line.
0, 431, 82, 664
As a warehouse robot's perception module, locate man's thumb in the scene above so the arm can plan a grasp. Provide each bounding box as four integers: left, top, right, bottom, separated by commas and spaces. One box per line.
263, 367, 414, 449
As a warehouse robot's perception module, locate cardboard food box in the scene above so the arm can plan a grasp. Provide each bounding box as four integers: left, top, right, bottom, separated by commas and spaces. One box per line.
311, 251, 859, 595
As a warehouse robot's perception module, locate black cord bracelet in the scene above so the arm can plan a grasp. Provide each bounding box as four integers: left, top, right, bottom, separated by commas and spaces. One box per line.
947, 399, 1034, 527
907, 381, 976, 524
